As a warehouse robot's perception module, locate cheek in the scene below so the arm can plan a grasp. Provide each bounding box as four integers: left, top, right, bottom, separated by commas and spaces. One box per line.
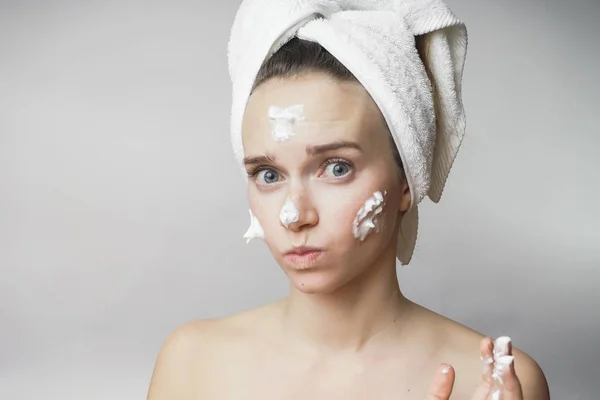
324, 202, 360, 234
248, 188, 283, 234
317, 191, 371, 238
318, 187, 398, 244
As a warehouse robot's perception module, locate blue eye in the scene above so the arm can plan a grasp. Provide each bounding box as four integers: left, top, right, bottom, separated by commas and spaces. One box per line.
257, 169, 280, 184
324, 161, 351, 178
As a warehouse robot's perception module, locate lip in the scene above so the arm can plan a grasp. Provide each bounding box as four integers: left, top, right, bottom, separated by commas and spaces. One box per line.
283, 246, 324, 269
284, 246, 323, 256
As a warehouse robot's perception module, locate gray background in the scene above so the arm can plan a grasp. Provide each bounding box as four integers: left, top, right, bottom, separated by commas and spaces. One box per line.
1, 0, 598, 398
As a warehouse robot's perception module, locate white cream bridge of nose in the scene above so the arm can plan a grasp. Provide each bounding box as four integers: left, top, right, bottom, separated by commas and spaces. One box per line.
243, 105, 305, 241
280, 197, 300, 228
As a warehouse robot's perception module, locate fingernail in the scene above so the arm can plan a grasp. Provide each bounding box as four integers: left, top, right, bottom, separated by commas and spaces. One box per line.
494, 336, 511, 358
441, 364, 451, 374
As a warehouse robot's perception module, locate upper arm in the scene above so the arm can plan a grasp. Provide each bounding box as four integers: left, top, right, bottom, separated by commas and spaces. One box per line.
514, 349, 551, 400
146, 320, 214, 400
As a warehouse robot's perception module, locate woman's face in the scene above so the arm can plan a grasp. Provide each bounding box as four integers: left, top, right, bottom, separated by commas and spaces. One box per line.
242, 72, 410, 294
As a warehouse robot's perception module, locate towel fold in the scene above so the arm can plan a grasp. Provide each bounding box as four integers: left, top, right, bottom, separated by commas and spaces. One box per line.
228, 0, 468, 265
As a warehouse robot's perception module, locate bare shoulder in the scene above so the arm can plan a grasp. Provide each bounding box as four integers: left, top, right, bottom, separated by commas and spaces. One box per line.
146, 303, 281, 400
145, 318, 222, 400
413, 305, 550, 399
511, 346, 550, 399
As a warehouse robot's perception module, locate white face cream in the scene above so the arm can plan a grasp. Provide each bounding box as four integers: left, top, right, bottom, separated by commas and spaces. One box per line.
489, 335, 513, 399
492, 355, 514, 385
243, 209, 264, 243
493, 336, 511, 359
268, 104, 305, 142
480, 354, 494, 375
279, 197, 300, 228
353, 191, 387, 241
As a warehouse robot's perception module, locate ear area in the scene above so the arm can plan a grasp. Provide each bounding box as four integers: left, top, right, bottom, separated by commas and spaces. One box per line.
398, 171, 412, 213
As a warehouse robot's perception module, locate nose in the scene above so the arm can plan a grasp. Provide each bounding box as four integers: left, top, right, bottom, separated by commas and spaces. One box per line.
280, 189, 318, 232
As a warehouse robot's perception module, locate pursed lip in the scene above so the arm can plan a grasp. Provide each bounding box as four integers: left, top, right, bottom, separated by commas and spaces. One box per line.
284, 246, 323, 256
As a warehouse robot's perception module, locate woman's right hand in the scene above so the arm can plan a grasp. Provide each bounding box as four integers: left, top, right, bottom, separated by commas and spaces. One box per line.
425, 337, 523, 400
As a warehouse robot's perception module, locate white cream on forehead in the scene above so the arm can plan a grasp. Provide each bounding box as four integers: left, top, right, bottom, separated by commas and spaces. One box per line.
353, 191, 387, 241
243, 209, 264, 243
279, 197, 300, 228
268, 104, 305, 142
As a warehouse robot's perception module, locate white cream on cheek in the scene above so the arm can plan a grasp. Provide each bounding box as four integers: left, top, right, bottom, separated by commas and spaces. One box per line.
279, 197, 300, 228
352, 191, 387, 241
243, 209, 264, 243
268, 104, 305, 142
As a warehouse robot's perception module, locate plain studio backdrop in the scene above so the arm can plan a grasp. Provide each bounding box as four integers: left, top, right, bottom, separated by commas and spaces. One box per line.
1, 0, 598, 398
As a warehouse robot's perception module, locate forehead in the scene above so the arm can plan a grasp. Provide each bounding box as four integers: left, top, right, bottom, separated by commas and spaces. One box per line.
241, 73, 389, 156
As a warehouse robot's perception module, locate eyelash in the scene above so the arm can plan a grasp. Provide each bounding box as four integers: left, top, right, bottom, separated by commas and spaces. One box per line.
246, 158, 355, 179
322, 158, 354, 172
246, 165, 270, 178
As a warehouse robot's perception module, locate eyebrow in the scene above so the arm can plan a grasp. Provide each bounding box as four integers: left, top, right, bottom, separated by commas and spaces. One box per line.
243, 154, 275, 166
243, 141, 362, 166
306, 141, 362, 155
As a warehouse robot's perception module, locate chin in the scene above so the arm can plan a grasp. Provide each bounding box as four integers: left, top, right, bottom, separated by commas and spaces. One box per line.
276, 246, 380, 293
286, 268, 354, 295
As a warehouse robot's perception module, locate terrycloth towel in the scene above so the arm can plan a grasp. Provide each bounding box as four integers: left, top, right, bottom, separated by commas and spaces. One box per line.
228, 0, 468, 265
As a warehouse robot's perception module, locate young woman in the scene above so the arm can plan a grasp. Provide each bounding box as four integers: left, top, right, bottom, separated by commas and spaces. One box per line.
147, 2, 550, 399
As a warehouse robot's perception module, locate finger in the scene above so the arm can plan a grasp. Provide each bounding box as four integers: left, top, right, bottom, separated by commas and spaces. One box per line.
493, 336, 512, 360
424, 364, 455, 400
480, 337, 494, 383
471, 337, 495, 399
495, 355, 524, 399
490, 337, 523, 400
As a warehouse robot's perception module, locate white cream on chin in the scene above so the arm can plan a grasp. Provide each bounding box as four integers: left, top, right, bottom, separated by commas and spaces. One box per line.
353, 191, 387, 241
268, 104, 305, 141
243, 209, 264, 243
279, 197, 300, 228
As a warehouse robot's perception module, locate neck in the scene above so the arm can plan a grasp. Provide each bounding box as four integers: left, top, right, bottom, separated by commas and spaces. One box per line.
281, 246, 413, 353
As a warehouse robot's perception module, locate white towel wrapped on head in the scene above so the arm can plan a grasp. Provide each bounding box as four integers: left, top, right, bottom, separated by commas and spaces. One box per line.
228, 0, 468, 265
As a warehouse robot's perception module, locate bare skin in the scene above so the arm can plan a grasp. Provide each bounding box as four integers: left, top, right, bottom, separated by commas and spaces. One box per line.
147, 303, 549, 399
147, 74, 550, 399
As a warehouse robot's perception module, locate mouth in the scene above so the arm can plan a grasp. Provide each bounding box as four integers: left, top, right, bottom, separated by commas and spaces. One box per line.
283, 246, 324, 269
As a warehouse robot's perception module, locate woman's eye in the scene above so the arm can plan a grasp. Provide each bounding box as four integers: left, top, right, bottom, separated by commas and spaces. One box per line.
323, 162, 351, 178
256, 169, 280, 184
